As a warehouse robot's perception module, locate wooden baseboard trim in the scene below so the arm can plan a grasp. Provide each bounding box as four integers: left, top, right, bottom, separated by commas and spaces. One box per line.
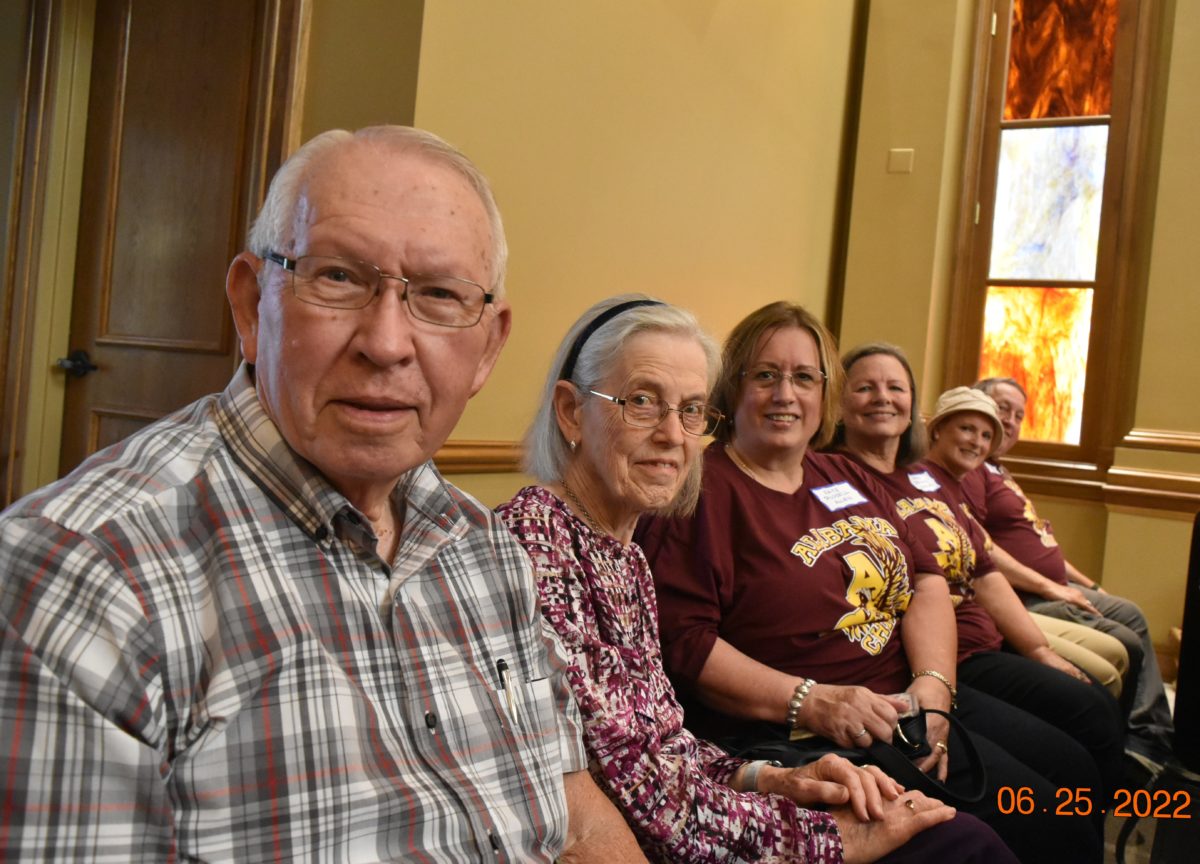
433, 442, 1200, 508
1007, 461, 1200, 513
1017, 470, 1200, 512
1121, 428, 1200, 453
433, 440, 522, 474
1102, 466, 1200, 513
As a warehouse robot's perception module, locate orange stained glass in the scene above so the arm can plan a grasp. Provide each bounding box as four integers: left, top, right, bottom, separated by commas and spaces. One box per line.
1005, 0, 1118, 120
978, 286, 1093, 444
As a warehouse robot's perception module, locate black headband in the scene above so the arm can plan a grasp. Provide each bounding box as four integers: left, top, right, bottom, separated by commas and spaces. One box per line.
558, 299, 664, 381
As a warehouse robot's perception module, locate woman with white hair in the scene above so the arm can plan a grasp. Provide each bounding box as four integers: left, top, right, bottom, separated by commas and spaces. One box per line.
497, 296, 1009, 863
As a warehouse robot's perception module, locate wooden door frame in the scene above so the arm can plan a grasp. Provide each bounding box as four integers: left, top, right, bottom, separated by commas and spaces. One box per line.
0, 0, 81, 506
1, 0, 308, 506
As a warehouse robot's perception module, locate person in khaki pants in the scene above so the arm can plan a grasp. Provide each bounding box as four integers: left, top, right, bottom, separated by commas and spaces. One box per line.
968, 376, 1176, 770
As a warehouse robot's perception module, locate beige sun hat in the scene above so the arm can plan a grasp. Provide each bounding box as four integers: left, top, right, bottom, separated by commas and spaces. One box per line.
927, 386, 1005, 457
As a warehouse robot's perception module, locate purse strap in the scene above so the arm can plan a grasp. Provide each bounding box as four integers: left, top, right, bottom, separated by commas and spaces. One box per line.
866, 708, 987, 807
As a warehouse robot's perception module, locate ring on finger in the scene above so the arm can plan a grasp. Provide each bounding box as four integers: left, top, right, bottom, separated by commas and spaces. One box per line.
934, 740, 948, 755
853, 728, 869, 740
904, 798, 916, 812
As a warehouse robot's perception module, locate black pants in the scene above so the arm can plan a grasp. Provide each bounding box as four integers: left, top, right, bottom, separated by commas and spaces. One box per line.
953, 685, 1104, 862
959, 650, 1126, 798
721, 699, 1103, 863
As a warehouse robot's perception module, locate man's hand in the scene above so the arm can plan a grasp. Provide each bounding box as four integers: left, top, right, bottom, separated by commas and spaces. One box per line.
1043, 582, 1101, 616
832, 791, 956, 864
758, 754, 903, 821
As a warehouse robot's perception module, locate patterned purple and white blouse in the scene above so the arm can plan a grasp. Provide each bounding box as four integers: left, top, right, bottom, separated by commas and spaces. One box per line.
497, 486, 844, 863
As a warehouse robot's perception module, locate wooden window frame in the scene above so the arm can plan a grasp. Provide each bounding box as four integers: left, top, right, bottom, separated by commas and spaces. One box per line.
945, 0, 1169, 502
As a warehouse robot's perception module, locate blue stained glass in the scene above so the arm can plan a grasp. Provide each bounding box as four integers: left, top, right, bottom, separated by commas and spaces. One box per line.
989, 126, 1108, 281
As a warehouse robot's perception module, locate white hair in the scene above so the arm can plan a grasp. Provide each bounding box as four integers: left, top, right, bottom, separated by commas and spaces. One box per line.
247, 126, 509, 298
523, 294, 720, 516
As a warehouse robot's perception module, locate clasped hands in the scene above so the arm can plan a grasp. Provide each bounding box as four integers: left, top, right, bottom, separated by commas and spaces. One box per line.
754, 753, 902, 822
753, 753, 956, 864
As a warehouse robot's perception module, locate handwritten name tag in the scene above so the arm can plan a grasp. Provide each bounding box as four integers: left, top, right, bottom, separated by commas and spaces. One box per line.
907, 471, 941, 492
812, 482, 868, 511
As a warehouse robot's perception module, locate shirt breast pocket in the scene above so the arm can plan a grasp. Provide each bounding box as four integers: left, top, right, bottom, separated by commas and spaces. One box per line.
402, 665, 564, 796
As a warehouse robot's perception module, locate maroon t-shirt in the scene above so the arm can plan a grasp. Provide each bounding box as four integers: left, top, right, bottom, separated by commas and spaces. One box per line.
639, 445, 941, 736
961, 461, 1069, 587
847, 457, 1004, 662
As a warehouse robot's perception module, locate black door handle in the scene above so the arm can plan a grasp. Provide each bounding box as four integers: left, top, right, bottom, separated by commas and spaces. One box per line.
55, 350, 99, 378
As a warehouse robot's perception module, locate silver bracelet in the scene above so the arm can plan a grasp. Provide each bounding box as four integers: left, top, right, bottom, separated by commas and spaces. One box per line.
740, 759, 780, 792
784, 677, 815, 729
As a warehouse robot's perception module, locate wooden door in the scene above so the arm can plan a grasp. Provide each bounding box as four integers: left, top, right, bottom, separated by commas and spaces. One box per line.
58, 0, 301, 474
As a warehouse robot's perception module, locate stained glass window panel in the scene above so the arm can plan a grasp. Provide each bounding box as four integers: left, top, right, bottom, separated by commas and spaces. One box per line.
1005, 0, 1118, 120
979, 286, 1093, 444
989, 126, 1107, 281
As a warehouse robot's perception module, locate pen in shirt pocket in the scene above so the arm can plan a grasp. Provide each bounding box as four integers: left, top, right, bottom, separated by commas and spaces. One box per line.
496, 658, 518, 722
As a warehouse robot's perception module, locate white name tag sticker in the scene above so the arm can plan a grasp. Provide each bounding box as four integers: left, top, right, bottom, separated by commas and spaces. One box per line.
812, 482, 868, 511
907, 471, 941, 492
985, 462, 1003, 475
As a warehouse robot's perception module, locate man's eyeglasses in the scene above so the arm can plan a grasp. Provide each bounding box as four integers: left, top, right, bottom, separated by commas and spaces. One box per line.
265, 253, 493, 328
741, 365, 826, 392
587, 389, 723, 437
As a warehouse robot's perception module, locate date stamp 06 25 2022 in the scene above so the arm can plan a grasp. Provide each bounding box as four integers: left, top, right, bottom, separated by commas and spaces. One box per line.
996, 786, 1193, 820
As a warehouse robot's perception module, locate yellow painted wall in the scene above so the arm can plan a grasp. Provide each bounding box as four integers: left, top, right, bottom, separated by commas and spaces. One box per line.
841, 0, 1199, 645
839, 0, 975, 414
1129, 0, 1200, 438
412, 0, 856, 506
1101, 508, 1194, 646
300, 0, 424, 140
1099, 0, 1200, 644
1024, 495, 1108, 583
297, 0, 1200, 631
2, 0, 1191, 635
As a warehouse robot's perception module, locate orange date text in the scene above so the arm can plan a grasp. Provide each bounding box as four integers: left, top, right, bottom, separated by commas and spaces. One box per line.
996, 786, 1193, 819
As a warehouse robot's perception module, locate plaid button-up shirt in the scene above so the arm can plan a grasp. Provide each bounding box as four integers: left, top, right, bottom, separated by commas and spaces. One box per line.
0, 365, 585, 862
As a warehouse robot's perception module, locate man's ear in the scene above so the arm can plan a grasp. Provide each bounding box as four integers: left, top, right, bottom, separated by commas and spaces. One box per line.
469, 301, 513, 396
552, 379, 584, 446
226, 252, 263, 364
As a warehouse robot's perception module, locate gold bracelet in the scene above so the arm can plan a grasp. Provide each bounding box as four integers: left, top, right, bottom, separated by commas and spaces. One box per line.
784, 678, 815, 729
911, 669, 957, 709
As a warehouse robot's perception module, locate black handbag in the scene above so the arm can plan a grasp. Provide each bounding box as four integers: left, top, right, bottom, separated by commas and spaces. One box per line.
728, 708, 987, 808
890, 709, 933, 759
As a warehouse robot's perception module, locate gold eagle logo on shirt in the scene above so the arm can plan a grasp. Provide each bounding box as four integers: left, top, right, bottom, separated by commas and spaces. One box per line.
1004, 476, 1059, 549
831, 522, 914, 656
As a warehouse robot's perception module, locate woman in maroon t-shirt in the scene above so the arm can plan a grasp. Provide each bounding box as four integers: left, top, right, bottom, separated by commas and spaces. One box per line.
640, 305, 1105, 864
831, 345, 1124, 825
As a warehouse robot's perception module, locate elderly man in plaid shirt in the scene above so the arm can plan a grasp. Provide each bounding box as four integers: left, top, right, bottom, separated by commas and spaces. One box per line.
0, 126, 645, 862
